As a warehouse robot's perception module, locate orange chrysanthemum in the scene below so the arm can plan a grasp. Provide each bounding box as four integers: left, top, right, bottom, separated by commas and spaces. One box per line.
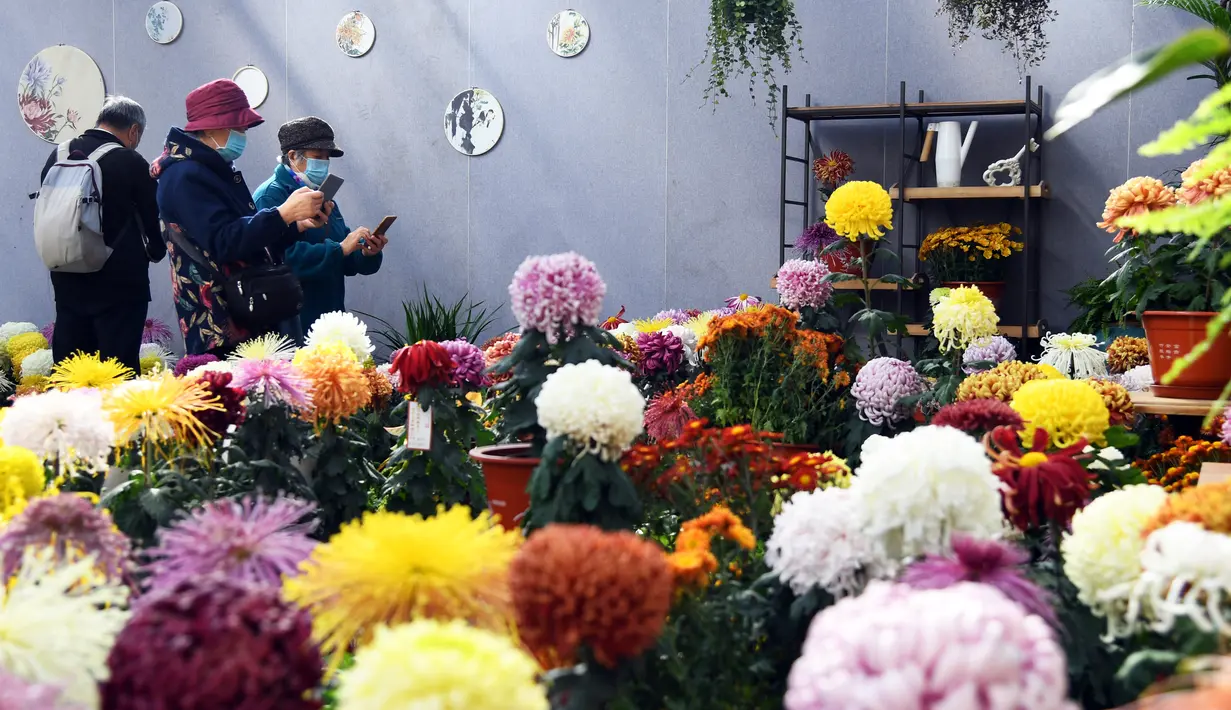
957, 361, 1057, 403
1097, 176, 1177, 243
508, 524, 672, 669
295, 343, 372, 423
1138, 436, 1231, 494
1106, 336, 1150, 374
1143, 480, 1231, 536
1178, 158, 1231, 205
1086, 378, 1135, 427
616, 334, 642, 368
665, 505, 756, 591
363, 366, 394, 407
696, 304, 799, 356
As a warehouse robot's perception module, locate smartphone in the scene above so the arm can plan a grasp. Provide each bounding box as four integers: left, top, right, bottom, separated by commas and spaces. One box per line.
374, 215, 397, 237
319, 174, 345, 202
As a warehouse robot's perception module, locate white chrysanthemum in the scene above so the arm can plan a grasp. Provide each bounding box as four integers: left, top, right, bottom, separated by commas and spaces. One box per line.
0, 322, 38, 349
534, 360, 645, 461
228, 332, 297, 362
1117, 522, 1231, 637
1061, 484, 1167, 635
1083, 445, 1124, 472
0, 367, 11, 393
137, 343, 174, 375
305, 311, 374, 362
17, 349, 53, 379
1118, 364, 1153, 392
0, 548, 130, 709
851, 426, 1005, 571
662, 324, 699, 366
766, 487, 890, 598
1038, 332, 1107, 379
612, 322, 638, 340
375, 361, 400, 390
0, 389, 114, 468
187, 360, 233, 378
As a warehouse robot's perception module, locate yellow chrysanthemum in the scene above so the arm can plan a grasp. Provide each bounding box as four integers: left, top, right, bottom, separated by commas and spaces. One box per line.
102, 373, 224, 448
230, 332, 297, 362
931, 286, 999, 353
824, 180, 894, 240
17, 374, 48, 396
46, 352, 134, 391
283, 506, 522, 676
337, 620, 548, 710
294, 341, 371, 423
6, 333, 48, 369
0, 444, 46, 520
683, 312, 716, 342
1037, 363, 1066, 379
634, 317, 674, 333
1011, 378, 1111, 448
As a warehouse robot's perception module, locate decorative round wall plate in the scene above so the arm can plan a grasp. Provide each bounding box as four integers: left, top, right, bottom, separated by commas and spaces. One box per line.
17, 45, 106, 143
146, 1, 183, 44
336, 11, 376, 57
444, 88, 504, 157
547, 9, 589, 57
232, 65, 268, 109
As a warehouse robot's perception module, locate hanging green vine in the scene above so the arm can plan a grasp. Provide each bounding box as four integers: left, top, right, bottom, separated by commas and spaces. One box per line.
937, 0, 1058, 75
696, 0, 803, 127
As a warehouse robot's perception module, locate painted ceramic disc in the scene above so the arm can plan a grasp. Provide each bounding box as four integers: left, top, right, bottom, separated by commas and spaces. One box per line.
17, 45, 106, 143
548, 10, 590, 57
336, 11, 376, 58
444, 88, 504, 157
146, 1, 184, 44
232, 65, 269, 109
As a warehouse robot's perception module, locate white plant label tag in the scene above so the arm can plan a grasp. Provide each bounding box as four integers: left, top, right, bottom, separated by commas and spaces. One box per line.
406, 403, 433, 451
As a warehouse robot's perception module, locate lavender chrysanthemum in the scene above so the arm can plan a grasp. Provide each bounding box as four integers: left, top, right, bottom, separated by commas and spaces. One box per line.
0, 494, 133, 585
725, 294, 762, 312
635, 331, 685, 377
1118, 364, 1154, 393
0, 670, 79, 710
39, 322, 55, 344
509, 252, 607, 344
901, 535, 1056, 626
143, 497, 317, 593
173, 353, 218, 377
230, 358, 314, 412
652, 309, 692, 325
795, 221, 841, 258
962, 335, 1017, 374
440, 338, 490, 388
776, 259, 833, 311
850, 357, 926, 427
141, 318, 173, 346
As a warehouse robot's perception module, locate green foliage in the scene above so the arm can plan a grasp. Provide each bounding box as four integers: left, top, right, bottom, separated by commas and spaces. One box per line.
1140, 0, 1231, 85
526, 435, 642, 532
381, 388, 488, 518
302, 423, 379, 539
361, 285, 500, 352
1065, 277, 1127, 335
101, 452, 218, 547
695, 0, 803, 127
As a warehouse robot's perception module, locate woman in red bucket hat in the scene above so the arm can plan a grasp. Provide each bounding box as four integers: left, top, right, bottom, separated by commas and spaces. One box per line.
152, 79, 327, 355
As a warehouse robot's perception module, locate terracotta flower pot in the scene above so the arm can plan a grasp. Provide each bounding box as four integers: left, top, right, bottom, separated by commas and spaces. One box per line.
1142, 310, 1231, 400
774, 442, 822, 458
942, 281, 1006, 310
469, 443, 539, 531
820, 240, 865, 276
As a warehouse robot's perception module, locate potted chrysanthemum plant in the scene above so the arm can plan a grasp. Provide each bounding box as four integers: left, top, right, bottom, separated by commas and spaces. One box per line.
919, 223, 1024, 308
905, 286, 1001, 415
474, 252, 631, 529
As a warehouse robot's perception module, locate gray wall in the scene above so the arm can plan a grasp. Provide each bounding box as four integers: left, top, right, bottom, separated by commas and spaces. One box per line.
0, 0, 1210, 349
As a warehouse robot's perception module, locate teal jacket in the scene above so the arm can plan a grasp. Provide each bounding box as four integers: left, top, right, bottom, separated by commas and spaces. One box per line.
253, 164, 383, 331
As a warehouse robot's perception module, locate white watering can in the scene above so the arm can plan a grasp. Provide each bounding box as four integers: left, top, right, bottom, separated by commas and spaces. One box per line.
934, 120, 979, 188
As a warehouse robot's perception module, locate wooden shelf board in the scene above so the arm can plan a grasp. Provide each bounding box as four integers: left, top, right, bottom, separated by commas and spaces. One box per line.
1130, 391, 1224, 417
888, 183, 1049, 201
770, 276, 898, 291
787, 99, 1041, 122
906, 323, 1041, 339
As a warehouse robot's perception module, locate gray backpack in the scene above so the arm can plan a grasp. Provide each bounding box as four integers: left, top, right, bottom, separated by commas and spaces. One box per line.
33, 141, 122, 273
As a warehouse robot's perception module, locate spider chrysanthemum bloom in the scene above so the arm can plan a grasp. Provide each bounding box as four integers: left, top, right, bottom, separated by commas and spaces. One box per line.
824, 180, 893, 240
509, 252, 607, 344
1106, 336, 1150, 374
724, 293, 762, 312
230, 358, 314, 412
100, 575, 322, 710
932, 286, 999, 353
337, 620, 548, 710
0, 389, 114, 469
766, 487, 888, 599
957, 360, 1062, 402
294, 342, 372, 423
1178, 158, 1231, 205
931, 398, 1024, 438
1011, 378, 1111, 448
986, 426, 1094, 531
812, 149, 854, 186
1085, 378, 1135, 427
143, 496, 317, 593
0, 445, 46, 520
229, 333, 297, 362
1097, 176, 1177, 242
509, 524, 672, 668
0, 494, 132, 585
0, 549, 131, 708
795, 221, 841, 258
283, 506, 521, 674
634, 317, 675, 333
305, 311, 374, 362
600, 306, 628, 330
46, 352, 133, 391
535, 361, 645, 461
850, 357, 926, 427
1038, 332, 1108, 379
140, 318, 173, 346
0, 670, 80, 710
102, 373, 224, 448
962, 335, 1016, 373
643, 389, 697, 442
137, 344, 171, 376
776, 258, 834, 311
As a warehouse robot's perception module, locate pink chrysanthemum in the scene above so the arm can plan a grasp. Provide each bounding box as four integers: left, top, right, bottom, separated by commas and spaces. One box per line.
174, 353, 218, 377
508, 252, 607, 344
786, 581, 1076, 710
142, 496, 317, 593
725, 294, 762, 312
230, 358, 314, 412
636, 331, 685, 377
652, 309, 693, 325
0, 493, 133, 585
901, 535, 1056, 626
141, 318, 174, 346
440, 338, 490, 388
644, 390, 697, 441
851, 357, 926, 427
0, 670, 79, 710
776, 259, 833, 311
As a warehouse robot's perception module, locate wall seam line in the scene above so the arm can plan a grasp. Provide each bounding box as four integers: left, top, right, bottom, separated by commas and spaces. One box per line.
1126, 4, 1135, 181
663, 0, 670, 308
467, 0, 473, 296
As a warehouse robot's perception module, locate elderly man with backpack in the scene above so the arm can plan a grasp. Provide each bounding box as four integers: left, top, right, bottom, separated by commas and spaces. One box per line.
34, 95, 165, 373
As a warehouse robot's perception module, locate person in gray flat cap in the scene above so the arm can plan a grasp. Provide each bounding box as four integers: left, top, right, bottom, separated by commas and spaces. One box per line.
253, 116, 385, 332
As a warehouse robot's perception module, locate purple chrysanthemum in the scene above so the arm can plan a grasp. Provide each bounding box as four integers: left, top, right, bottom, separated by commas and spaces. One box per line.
141, 318, 173, 346
725, 294, 762, 312
652, 309, 693, 325
0, 494, 133, 586
142, 496, 317, 593
962, 335, 1017, 374
850, 357, 926, 427
101, 574, 323, 710
0, 671, 79, 710
174, 353, 218, 377
901, 535, 1057, 626
635, 331, 685, 377
230, 358, 314, 412
795, 221, 841, 258
1224, 406, 1231, 445
193, 371, 246, 437
509, 252, 607, 344
440, 338, 490, 388
39, 322, 55, 344
776, 258, 834, 311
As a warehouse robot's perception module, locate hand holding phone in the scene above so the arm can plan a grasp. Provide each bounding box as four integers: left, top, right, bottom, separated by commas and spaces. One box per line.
319, 174, 345, 203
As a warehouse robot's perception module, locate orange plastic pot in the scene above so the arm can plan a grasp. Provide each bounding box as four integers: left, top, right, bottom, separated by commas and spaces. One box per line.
774, 442, 822, 459
1142, 311, 1231, 400
469, 443, 539, 531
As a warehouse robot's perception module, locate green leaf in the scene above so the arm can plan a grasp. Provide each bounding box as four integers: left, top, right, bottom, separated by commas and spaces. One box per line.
1139, 0, 1231, 35
1104, 426, 1141, 449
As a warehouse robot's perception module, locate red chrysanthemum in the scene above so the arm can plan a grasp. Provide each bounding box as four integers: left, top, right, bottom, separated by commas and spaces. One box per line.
812, 150, 855, 187
985, 426, 1095, 531
192, 371, 247, 438
932, 398, 1024, 438
644, 389, 697, 442
508, 524, 672, 669
600, 306, 628, 330
390, 341, 456, 395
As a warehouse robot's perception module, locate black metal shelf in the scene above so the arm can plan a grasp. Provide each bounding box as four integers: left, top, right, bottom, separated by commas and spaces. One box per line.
786, 99, 1043, 122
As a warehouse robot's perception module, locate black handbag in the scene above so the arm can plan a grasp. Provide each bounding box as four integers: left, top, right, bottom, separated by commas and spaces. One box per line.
163, 222, 303, 331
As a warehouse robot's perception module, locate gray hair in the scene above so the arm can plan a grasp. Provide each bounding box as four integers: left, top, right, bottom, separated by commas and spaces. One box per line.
96, 96, 147, 132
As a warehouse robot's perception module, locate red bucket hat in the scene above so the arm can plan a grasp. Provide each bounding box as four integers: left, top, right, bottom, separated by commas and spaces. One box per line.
183, 79, 264, 132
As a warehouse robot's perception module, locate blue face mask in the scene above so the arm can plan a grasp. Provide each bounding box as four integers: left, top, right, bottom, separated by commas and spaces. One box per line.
213, 130, 246, 162
301, 158, 330, 189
